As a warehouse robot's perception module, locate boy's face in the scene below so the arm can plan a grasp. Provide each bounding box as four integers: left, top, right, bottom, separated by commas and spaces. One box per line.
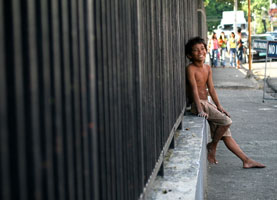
190, 43, 207, 62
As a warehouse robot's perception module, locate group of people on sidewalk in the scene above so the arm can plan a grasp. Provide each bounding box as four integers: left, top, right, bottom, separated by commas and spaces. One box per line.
208, 28, 244, 69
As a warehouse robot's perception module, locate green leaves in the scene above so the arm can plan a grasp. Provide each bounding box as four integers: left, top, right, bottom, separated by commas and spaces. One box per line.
205, 0, 274, 34
205, 0, 233, 32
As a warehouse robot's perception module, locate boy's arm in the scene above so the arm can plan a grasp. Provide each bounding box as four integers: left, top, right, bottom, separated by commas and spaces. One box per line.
207, 66, 230, 117
187, 66, 208, 118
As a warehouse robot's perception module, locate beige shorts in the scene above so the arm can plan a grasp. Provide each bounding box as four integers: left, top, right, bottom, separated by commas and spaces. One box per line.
192, 100, 232, 138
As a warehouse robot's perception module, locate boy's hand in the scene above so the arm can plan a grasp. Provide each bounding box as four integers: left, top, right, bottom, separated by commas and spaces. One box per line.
217, 106, 230, 117
198, 111, 208, 119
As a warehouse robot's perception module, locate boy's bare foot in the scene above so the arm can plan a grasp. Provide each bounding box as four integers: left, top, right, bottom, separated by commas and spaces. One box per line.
243, 158, 266, 169
207, 142, 218, 164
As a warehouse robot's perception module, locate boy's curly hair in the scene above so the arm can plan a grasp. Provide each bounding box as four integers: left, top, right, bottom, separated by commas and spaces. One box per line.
185, 37, 207, 59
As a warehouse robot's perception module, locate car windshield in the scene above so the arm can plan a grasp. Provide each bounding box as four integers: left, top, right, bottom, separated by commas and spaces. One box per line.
251, 35, 274, 41
268, 32, 277, 36
223, 24, 233, 30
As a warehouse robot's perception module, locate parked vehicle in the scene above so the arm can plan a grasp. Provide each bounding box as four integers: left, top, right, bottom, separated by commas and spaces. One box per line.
245, 34, 275, 62
266, 31, 277, 40
216, 11, 248, 37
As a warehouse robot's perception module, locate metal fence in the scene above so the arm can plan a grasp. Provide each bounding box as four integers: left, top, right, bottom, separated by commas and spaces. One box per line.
0, 0, 206, 200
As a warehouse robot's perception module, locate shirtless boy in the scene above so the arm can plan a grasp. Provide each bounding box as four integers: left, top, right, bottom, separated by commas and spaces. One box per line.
185, 37, 265, 168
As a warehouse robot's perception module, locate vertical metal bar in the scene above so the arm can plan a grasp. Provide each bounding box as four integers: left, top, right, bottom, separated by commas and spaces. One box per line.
86, 0, 99, 199
39, 0, 55, 199
160, 0, 165, 153
120, 1, 131, 198
109, 0, 119, 197
114, 0, 125, 199
170, 0, 175, 124
176, 0, 182, 117
144, 0, 150, 182
0, 1, 10, 199
167, 0, 172, 135
163, 0, 170, 143
180, 0, 187, 107
146, 0, 151, 183
150, 0, 157, 164
105, 0, 117, 199
248, 0, 252, 71
148, 0, 154, 179
110, 0, 120, 198
78, 0, 91, 199
119, 1, 128, 198
157, 0, 163, 155
263, 42, 269, 101
94, 0, 108, 198
123, 0, 130, 196
130, 0, 141, 198
100, 0, 114, 199
50, 0, 66, 199
126, 0, 138, 198
136, 0, 145, 196
11, 0, 29, 199
26, 0, 44, 198
69, 0, 84, 199
60, 0, 75, 199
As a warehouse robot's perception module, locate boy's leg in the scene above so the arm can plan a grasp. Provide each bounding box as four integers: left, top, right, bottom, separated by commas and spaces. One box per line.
202, 101, 232, 164
207, 124, 230, 164
222, 136, 266, 168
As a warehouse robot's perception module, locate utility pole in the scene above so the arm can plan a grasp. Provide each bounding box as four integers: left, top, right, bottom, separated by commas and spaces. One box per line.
270, 0, 273, 31
248, 0, 252, 71
234, 0, 237, 33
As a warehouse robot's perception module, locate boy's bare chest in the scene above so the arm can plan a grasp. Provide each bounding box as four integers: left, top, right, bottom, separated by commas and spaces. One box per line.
195, 69, 208, 83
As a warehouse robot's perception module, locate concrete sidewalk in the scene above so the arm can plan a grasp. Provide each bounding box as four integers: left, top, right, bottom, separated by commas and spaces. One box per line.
207, 67, 277, 200
242, 62, 277, 92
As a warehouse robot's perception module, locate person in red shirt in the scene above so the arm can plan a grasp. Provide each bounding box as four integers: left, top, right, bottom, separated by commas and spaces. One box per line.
218, 31, 228, 67
210, 32, 220, 67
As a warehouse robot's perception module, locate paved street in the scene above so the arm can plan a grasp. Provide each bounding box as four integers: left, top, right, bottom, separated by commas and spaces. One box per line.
206, 67, 277, 200
245, 61, 277, 96
249, 61, 277, 80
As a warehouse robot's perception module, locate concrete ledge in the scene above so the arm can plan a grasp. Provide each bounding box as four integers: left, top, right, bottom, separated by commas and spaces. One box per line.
145, 114, 208, 200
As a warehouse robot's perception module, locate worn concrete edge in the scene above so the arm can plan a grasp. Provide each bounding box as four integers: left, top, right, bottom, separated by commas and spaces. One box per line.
145, 114, 208, 200
139, 106, 186, 200
240, 65, 264, 89
195, 120, 209, 200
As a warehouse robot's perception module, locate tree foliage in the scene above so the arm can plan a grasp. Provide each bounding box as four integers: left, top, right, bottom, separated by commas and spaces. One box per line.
205, 0, 238, 32
205, 0, 277, 34
241, 0, 270, 34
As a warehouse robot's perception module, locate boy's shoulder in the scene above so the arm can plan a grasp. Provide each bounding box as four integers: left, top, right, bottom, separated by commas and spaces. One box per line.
187, 63, 211, 71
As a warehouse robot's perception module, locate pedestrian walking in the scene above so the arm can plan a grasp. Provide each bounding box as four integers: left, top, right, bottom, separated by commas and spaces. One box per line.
237, 27, 244, 68
228, 32, 237, 68
210, 32, 219, 67
218, 31, 227, 67
185, 36, 266, 168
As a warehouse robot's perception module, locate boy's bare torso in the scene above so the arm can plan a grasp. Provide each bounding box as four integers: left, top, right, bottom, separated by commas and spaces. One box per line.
187, 63, 210, 101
